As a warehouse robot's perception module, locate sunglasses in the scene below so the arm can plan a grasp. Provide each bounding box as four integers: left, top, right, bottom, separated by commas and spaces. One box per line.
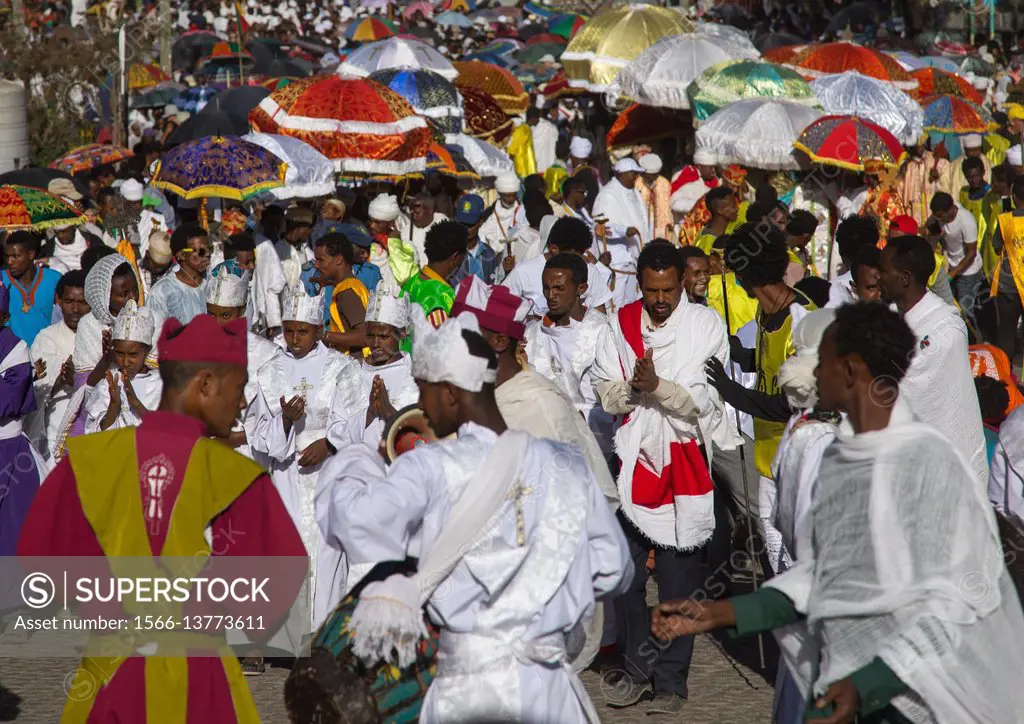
181, 247, 211, 258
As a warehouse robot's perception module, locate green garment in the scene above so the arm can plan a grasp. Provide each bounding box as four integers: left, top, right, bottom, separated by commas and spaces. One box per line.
399, 270, 454, 353
387, 237, 419, 288
728, 589, 911, 722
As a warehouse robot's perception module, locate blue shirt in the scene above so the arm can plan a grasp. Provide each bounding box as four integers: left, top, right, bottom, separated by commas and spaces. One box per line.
353, 261, 382, 294
2, 267, 61, 345
452, 240, 498, 286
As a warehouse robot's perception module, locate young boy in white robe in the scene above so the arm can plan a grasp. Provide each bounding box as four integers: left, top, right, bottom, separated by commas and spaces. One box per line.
249, 290, 367, 630
83, 300, 162, 432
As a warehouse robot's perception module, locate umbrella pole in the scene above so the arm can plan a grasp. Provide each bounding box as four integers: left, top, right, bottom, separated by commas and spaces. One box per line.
200, 197, 209, 231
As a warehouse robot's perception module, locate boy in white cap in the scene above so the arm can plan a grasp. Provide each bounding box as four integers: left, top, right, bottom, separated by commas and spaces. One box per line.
592, 157, 650, 308
367, 193, 418, 294
479, 172, 522, 254
637, 152, 673, 240
944, 133, 991, 196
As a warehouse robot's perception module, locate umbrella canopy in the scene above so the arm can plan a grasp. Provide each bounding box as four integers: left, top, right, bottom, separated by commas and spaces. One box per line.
151, 136, 287, 201
130, 86, 180, 110
611, 33, 760, 110
458, 86, 513, 144
249, 74, 432, 175
562, 5, 695, 92
444, 132, 514, 177
173, 85, 219, 114
128, 63, 172, 91
0, 169, 86, 198
463, 51, 518, 69
473, 7, 523, 22
368, 68, 463, 134
549, 13, 586, 39
516, 43, 565, 65
403, 1, 434, 21
921, 94, 993, 135
696, 99, 822, 169
809, 71, 923, 145
50, 144, 134, 175
525, 33, 565, 47
453, 60, 529, 115
434, 10, 473, 27
0, 185, 85, 231
438, 0, 476, 11
260, 77, 300, 92
794, 115, 906, 171
910, 68, 982, 103
886, 50, 925, 70
538, 70, 586, 102
755, 32, 804, 52
425, 143, 481, 180
267, 58, 316, 78
524, 2, 555, 18
241, 133, 335, 199
166, 108, 250, 147
345, 17, 398, 42
607, 104, 690, 150
203, 41, 254, 63
480, 39, 523, 56
697, 22, 759, 55
779, 42, 917, 90
337, 37, 458, 81
960, 55, 996, 77
201, 85, 271, 119
172, 32, 218, 72
687, 60, 817, 122
918, 55, 960, 73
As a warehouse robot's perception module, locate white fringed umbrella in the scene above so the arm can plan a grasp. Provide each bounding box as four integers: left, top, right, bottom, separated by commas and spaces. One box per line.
444, 133, 514, 177
337, 37, 458, 81
810, 70, 923, 145
241, 133, 335, 199
695, 99, 823, 170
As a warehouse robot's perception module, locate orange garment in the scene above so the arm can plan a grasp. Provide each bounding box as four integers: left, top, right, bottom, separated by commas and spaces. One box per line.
860, 186, 907, 241
638, 175, 673, 241
970, 344, 1024, 418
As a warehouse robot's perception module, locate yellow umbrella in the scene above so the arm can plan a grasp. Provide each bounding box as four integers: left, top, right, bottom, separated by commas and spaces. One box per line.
561, 5, 694, 92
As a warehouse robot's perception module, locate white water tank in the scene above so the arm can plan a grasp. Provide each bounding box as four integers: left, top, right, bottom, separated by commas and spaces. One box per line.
0, 81, 30, 173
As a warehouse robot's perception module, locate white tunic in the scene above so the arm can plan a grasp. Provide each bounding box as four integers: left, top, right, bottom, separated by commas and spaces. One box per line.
254, 238, 286, 331
236, 332, 281, 460
591, 179, 648, 310
502, 254, 613, 316
330, 354, 419, 449
83, 369, 163, 432
274, 239, 313, 295
480, 201, 521, 254
396, 212, 449, 268
28, 321, 76, 459
317, 422, 633, 723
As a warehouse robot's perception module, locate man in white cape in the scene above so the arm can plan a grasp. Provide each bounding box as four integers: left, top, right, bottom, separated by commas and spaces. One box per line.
591, 157, 649, 310
316, 306, 633, 723
654, 302, 1024, 724
479, 172, 522, 255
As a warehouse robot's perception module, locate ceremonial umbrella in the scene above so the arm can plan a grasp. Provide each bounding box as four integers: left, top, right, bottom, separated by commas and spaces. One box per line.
887, 50, 925, 70
755, 32, 803, 52
241, 133, 335, 199
611, 33, 760, 110
525, 33, 565, 47
561, 4, 695, 92
921, 94, 994, 135
444, 132, 514, 177
337, 37, 458, 81
524, 1, 555, 19
537, 70, 585, 102
910, 68, 982, 103
130, 86, 180, 110
172, 31, 218, 72
549, 12, 586, 39
606, 104, 690, 151
0, 185, 85, 231
480, 39, 523, 56
345, 17, 398, 42
687, 60, 817, 122
422, 143, 480, 180
50, 144, 134, 174
150, 136, 286, 201
173, 85, 219, 114
249, 74, 432, 176
128, 63, 172, 91
453, 60, 529, 115
697, 22, 759, 55
403, 1, 434, 20
793, 115, 906, 171
437, 0, 476, 12
434, 10, 473, 27
516, 43, 565, 65
761, 44, 805, 65
918, 55, 960, 73
457, 86, 513, 144
810, 71, 923, 145
368, 68, 463, 135
780, 42, 917, 90
261, 76, 299, 92
463, 51, 518, 70
165, 108, 250, 147
695, 99, 823, 169
959, 55, 996, 77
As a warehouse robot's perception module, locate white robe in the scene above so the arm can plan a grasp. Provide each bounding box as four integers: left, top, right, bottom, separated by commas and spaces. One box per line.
991, 403, 1024, 525
254, 238, 286, 331
83, 369, 163, 433
900, 291, 988, 483
27, 321, 76, 460
338, 355, 420, 449
502, 253, 613, 316
146, 269, 207, 325
236, 332, 282, 460
249, 341, 367, 631
480, 201, 521, 255
274, 239, 313, 295
396, 212, 449, 268
591, 179, 648, 310
532, 118, 558, 173
316, 422, 633, 723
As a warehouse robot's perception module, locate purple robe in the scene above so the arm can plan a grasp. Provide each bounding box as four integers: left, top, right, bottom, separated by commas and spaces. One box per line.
0, 326, 42, 557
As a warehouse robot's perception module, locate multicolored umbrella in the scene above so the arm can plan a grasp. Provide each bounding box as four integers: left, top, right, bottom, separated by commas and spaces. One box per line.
368, 68, 463, 134
0, 185, 85, 231
438, 0, 476, 12
480, 39, 523, 56
173, 85, 219, 114
338, 37, 457, 81
562, 5, 694, 91
458, 86, 513, 144
921, 94, 994, 135
260, 76, 299, 92
549, 12, 586, 39
780, 42, 917, 90
249, 74, 432, 175
607, 104, 690, 150
917, 55, 960, 73
761, 44, 804, 65
402, 1, 433, 20
910, 68, 983, 104
128, 63, 172, 91
427, 143, 480, 180
150, 135, 287, 201
524, 2, 555, 19
453, 60, 529, 115
202, 41, 254, 63
345, 17, 397, 42
687, 60, 817, 122
50, 144, 134, 174
525, 33, 565, 47
793, 115, 906, 171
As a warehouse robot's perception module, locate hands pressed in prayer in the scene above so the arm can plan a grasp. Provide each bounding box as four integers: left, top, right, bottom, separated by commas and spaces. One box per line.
368, 376, 397, 423
123, 377, 148, 418
630, 349, 659, 394
502, 255, 516, 273
281, 395, 306, 435
54, 356, 75, 394
33, 358, 46, 381
100, 371, 122, 431
88, 330, 115, 387
298, 438, 330, 468
651, 599, 735, 640
811, 679, 860, 724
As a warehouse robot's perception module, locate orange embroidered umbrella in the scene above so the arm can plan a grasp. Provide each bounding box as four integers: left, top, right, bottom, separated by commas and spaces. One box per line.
127, 63, 172, 91
781, 42, 917, 90
761, 44, 806, 65
458, 86, 513, 145
453, 60, 529, 115
910, 68, 983, 104
248, 74, 432, 176
606, 104, 690, 151
50, 144, 134, 174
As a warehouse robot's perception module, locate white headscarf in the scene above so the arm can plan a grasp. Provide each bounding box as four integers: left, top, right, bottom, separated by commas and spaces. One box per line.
85, 253, 131, 326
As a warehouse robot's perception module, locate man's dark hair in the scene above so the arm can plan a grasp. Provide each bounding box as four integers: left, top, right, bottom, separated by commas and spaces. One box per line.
724, 224, 789, 288
112, 261, 136, 281
159, 360, 239, 392
170, 223, 207, 255
424, 220, 468, 263
526, 107, 541, 122
850, 245, 881, 286
81, 245, 116, 275
636, 240, 683, 280
56, 269, 87, 297
561, 177, 586, 197
228, 232, 255, 253
930, 191, 955, 214
885, 234, 936, 287
523, 174, 546, 197
5, 230, 40, 252
832, 301, 916, 384
993, 164, 1016, 186
524, 194, 549, 229
712, 234, 731, 252
544, 252, 588, 285
975, 375, 1011, 426
755, 183, 778, 204
1012, 176, 1024, 201
95, 187, 116, 205
744, 200, 777, 226
962, 156, 986, 175
679, 246, 708, 266
787, 209, 819, 237
547, 216, 591, 253
705, 186, 733, 213
314, 232, 354, 264
835, 216, 879, 262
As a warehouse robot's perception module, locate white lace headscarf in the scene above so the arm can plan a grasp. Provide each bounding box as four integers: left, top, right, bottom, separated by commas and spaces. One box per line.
777, 308, 836, 410
84, 253, 130, 326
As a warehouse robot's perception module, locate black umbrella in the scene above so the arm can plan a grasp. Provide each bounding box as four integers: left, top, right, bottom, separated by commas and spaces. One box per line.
705, 4, 751, 27
0, 167, 89, 197
267, 58, 316, 77
201, 86, 270, 118
165, 108, 250, 146
518, 23, 547, 41
825, 1, 880, 35
246, 41, 278, 74
172, 32, 219, 72
755, 32, 805, 52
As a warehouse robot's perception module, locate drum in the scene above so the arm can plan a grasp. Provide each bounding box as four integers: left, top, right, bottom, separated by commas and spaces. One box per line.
382, 405, 442, 463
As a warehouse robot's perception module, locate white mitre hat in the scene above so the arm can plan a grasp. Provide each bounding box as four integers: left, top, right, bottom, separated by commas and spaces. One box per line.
365, 281, 410, 329
368, 193, 400, 222
411, 307, 496, 392
282, 290, 325, 325
112, 300, 156, 344
205, 270, 250, 307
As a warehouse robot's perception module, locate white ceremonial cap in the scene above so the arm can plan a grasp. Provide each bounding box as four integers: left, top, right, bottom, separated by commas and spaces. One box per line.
495, 172, 520, 193
120, 179, 144, 202
365, 281, 410, 329
148, 231, 172, 265
613, 157, 643, 174
1008, 145, 1023, 166
282, 290, 325, 325
569, 136, 592, 158
639, 153, 663, 174
963, 134, 983, 149
112, 300, 156, 344
693, 148, 717, 165
368, 193, 401, 222
410, 307, 497, 392
205, 270, 250, 307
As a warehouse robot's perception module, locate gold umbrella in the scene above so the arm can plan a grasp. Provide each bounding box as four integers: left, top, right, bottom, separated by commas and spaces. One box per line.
561, 5, 694, 92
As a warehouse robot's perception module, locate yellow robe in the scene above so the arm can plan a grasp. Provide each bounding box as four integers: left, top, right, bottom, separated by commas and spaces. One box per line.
330, 276, 371, 357
507, 124, 537, 179
706, 272, 758, 335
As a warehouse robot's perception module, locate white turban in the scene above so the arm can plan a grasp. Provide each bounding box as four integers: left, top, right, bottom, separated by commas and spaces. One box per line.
85, 253, 131, 326
1008, 145, 1023, 167
569, 136, 592, 159
639, 153, 663, 174
365, 281, 410, 329
963, 134, 983, 149
205, 270, 250, 308
111, 300, 156, 345
693, 148, 717, 165
282, 290, 325, 325
411, 307, 496, 392
495, 172, 520, 194
368, 194, 400, 222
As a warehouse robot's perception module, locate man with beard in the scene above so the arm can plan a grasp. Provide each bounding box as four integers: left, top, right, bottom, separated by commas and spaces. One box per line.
479, 173, 522, 255
147, 223, 210, 324
397, 193, 448, 268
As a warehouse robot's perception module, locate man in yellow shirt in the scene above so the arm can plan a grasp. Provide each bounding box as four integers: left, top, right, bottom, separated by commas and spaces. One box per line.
314, 232, 369, 355
694, 186, 738, 253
